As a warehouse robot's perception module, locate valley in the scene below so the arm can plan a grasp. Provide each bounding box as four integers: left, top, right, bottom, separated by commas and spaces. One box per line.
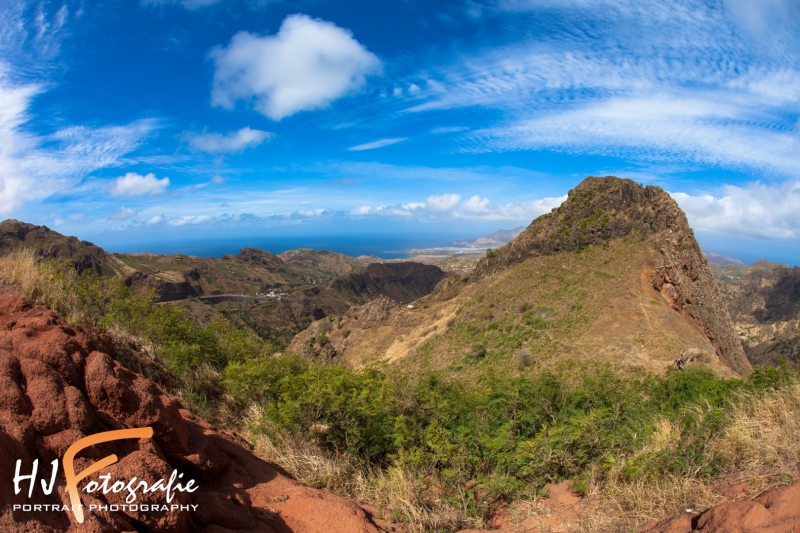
0, 176, 798, 533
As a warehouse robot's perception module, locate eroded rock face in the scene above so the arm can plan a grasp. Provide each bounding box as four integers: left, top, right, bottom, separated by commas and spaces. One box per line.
0, 287, 381, 533
472, 176, 750, 375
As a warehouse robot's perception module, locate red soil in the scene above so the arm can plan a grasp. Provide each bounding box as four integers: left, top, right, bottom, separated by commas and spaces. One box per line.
0, 287, 381, 533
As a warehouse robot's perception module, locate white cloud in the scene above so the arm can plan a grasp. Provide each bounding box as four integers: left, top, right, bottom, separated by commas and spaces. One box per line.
348, 193, 565, 221
347, 137, 407, 151
426, 193, 461, 212
107, 206, 139, 220
472, 94, 800, 175
188, 127, 273, 153
402, 0, 800, 176
672, 181, 800, 239
0, 66, 154, 214
431, 126, 468, 134
166, 215, 213, 226
210, 14, 381, 120
460, 195, 492, 216
722, 0, 800, 38
110, 172, 170, 197
142, 214, 213, 226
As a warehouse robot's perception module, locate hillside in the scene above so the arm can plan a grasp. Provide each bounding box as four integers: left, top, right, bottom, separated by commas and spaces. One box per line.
0, 221, 449, 348
284, 261, 447, 329
712, 260, 800, 366
0, 220, 372, 302
0, 219, 122, 276
278, 247, 365, 277
113, 247, 366, 302
291, 177, 750, 376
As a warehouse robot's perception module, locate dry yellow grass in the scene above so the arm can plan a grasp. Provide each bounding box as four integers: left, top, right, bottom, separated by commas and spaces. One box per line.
242, 404, 475, 532
570, 383, 800, 532
711, 380, 800, 490
0, 248, 80, 320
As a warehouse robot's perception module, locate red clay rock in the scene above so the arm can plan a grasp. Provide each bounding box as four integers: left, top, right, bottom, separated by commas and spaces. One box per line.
643, 483, 800, 533
0, 286, 381, 533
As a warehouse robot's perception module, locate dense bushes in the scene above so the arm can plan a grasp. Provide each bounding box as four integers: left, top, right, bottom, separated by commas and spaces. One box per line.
226, 352, 798, 515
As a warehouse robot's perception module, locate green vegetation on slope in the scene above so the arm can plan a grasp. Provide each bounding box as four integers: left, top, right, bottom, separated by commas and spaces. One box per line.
3, 247, 799, 532
226, 352, 796, 521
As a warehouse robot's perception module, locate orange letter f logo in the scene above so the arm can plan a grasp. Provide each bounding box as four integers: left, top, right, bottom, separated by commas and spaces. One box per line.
63, 427, 154, 523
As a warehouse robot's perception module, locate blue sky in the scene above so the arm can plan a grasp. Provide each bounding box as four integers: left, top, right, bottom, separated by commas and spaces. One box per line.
1, 0, 799, 263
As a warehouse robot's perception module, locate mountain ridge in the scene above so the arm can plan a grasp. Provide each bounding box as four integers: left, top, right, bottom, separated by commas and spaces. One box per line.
292, 176, 750, 376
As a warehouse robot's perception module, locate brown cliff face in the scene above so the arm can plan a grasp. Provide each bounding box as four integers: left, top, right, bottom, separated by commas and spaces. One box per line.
473, 177, 750, 375
0, 287, 381, 533
712, 261, 800, 367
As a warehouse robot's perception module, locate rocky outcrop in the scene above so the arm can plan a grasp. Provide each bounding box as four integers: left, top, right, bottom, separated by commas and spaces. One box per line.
0, 287, 381, 533
642, 483, 800, 533
472, 177, 750, 375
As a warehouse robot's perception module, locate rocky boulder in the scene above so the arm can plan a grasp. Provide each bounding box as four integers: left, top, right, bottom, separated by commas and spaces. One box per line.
0, 286, 381, 533
642, 483, 800, 533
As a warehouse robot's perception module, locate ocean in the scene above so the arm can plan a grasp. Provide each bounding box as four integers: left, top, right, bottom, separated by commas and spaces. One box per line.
105, 234, 460, 259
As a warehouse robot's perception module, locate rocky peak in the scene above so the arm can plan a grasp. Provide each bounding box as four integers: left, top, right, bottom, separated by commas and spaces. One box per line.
474, 176, 750, 375
474, 177, 684, 280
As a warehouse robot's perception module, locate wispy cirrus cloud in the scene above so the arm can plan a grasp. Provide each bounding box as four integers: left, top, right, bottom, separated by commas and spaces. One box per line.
0, 68, 156, 214
471, 94, 800, 175
400, 0, 800, 176
142, 0, 222, 10
347, 137, 407, 151
188, 127, 274, 153
0, 3, 159, 215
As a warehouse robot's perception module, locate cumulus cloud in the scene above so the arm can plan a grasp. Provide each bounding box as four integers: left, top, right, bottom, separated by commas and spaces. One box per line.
672, 180, 800, 239
143, 214, 213, 226
347, 137, 407, 151
188, 127, 273, 153
426, 193, 461, 212
209, 14, 381, 120
110, 173, 170, 197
